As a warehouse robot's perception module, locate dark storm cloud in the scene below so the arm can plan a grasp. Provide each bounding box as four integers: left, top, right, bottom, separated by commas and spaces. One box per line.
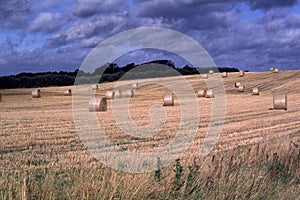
246, 0, 297, 10
73, 0, 128, 18
1, 0, 300, 76
182, 11, 236, 30
45, 33, 68, 48
0, 46, 85, 75
1, 33, 26, 52
202, 10, 300, 71
0, 0, 33, 28
42, 0, 66, 9
133, 0, 298, 20
133, 0, 233, 19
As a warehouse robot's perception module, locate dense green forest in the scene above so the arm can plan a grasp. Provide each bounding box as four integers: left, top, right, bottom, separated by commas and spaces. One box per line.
0, 60, 239, 89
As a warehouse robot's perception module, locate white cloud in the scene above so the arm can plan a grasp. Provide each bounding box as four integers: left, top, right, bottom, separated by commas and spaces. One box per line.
30, 12, 63, 33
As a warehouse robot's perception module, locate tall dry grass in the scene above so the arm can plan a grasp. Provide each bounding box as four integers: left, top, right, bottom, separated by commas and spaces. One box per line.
0, 138, 299, 199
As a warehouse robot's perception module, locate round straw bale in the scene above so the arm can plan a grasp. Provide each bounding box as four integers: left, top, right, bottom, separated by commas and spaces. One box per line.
91, 84, 98, 91
132, 83, 139, 89
122, 89, 134, 98
274, 68, 279, 73
202, 74, 208, 79
239, 70, 245, 77
252, 87, 259, 95
197, 89, 207, 97
238, 85, 245, 92
222, 72, 227, 78
235, 82, 241, 88
114, 89, 122, 98
32, 89, 41, 98
209, 70, 214, 74
205, 89, 214, 98
89, 97, 107, 112
64, 89, 72, 96
105, 91, 115, 100
270, 67, 275, 72
163, 93, 174, 106
273, 94, 287, 110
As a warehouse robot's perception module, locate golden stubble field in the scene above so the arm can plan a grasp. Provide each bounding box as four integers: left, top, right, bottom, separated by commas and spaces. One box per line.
0, 70, 299, 199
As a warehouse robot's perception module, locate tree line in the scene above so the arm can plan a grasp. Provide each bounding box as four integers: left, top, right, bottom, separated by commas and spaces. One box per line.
0, 60, 239, 89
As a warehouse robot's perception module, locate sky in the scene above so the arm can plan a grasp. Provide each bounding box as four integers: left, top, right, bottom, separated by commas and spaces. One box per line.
0, 0, 300, 76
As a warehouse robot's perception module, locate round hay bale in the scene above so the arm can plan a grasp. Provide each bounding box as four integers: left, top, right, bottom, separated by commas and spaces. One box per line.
209, 70, 214, 74
238, 85, 245, 92
122, 89, 134, 98
89, 97, 107, 112
235, 82, 241, 88
239, 70, 245, 77
114, 89, 122, 98
273, 94, 287, 110
32, 89, 41, 98
222, 72, 227, 78
202, 74, 208, 79
197, 89, 207, 97
270, 67, 275, 72
252, 87, 259, 95
91, 84, 98, 91
132, 83, 139, 89
105, 91, 115, 100
163, 93, 174, 106
274, 68, 279, 73
205, 89, 214, 98
64, 89, 72, 96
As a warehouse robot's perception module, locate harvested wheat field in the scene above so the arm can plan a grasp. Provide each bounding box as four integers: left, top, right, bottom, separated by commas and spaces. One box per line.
0, 70, 299, 199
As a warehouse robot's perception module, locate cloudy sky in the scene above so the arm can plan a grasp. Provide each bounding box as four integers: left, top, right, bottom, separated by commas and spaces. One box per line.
0, 0, 300, 76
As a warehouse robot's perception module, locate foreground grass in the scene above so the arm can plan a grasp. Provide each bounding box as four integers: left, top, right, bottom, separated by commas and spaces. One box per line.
1, 140, 299, 200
